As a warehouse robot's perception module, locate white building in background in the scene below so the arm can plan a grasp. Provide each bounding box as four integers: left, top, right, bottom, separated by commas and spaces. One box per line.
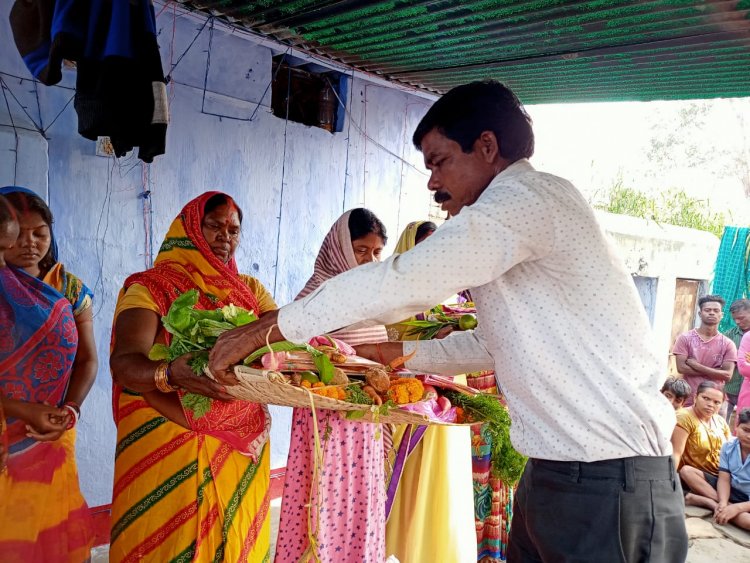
598, 211, 720, 373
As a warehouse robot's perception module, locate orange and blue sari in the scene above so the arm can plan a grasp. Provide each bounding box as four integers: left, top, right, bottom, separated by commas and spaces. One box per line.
110, 191, 272, 562
0, 266, 93, 562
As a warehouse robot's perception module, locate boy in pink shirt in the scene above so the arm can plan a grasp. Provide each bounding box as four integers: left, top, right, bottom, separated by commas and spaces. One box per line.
673, 295, 737, 405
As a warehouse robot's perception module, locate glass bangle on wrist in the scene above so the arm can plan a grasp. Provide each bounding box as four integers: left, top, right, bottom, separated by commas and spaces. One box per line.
63, 403, 79, 429
154, 362, 177, 393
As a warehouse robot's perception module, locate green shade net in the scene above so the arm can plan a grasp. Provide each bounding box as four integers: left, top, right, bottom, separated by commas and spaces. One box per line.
712, 226, 750, 332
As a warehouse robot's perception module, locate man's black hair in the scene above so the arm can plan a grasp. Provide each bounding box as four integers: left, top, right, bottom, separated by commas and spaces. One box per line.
412, 80, 534, 161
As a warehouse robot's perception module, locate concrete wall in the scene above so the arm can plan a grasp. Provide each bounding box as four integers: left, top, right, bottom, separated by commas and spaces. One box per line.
0, 1, 434, 506
597, 211, 720, 367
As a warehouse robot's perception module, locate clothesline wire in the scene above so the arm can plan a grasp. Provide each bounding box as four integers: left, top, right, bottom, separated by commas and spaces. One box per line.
0, 71, 76, 137
0, 81, 20, 184
198, 21, 290, 123
248, 48, 291, 122
44, 94, 76, 135
341, 69, 355, 213
0, 75, 43, 134
325, 76, 428, 177
166, 16, 213, 81
271, 64, 293, 297
92, 157, 115, 319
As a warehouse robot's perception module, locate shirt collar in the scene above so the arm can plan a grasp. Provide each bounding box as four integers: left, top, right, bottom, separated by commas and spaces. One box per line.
495, 158, 534, 181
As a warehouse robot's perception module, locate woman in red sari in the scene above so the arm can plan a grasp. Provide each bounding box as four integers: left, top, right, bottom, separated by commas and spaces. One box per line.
0, 194, 94, 562
110, 191, 275, 562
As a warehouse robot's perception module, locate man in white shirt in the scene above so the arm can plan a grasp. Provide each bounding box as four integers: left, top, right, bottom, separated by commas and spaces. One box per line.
209, 81, 687, 562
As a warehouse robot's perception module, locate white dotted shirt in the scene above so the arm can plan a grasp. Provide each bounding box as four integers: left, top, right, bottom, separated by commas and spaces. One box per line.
279, 159, 676, 462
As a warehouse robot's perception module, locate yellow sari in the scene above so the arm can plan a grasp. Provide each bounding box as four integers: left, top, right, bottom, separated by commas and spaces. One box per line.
110, 192, 273, 563
384, 222, 476, 563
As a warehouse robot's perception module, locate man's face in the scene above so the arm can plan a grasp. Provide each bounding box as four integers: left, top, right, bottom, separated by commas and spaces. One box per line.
699, 301, 723, 327
420, 128, 500, 217
731, 309, 750, 332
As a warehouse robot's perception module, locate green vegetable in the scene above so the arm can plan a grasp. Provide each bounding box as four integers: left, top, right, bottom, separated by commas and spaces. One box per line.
221, 304, 257, 327
444, 391, 527, 485
181, 393, 212, 419
344, 384, 373, 405
458, 314, 477, 330
188, 352, 210, 374
300, 371, 320, 385
242, 340, 335, 384
151, 289, 258, 369
150, 289, 259, 420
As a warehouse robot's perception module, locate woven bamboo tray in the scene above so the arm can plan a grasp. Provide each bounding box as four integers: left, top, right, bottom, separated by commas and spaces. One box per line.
223, 365, 465, 426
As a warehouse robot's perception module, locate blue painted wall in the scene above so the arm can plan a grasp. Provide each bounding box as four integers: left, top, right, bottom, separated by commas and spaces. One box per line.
0, 1, 435, 506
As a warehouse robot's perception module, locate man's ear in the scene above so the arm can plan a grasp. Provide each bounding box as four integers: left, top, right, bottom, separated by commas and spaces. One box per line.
477, 130, 500, 163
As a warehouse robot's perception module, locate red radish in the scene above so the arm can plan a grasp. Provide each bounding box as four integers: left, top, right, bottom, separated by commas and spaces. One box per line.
422, 384, 438, 401
436, 396, 451, 414
261, 351, 288, 370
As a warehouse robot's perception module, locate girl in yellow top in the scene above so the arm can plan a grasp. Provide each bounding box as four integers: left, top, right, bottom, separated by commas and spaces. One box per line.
671, 380, 731, 509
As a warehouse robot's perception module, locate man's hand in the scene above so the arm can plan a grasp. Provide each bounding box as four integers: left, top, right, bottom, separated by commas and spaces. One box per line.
169, 354, 235, 401
209, 310, 284, 383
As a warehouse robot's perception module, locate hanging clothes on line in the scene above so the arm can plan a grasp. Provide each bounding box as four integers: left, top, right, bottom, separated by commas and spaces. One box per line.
9, 0, 168, 163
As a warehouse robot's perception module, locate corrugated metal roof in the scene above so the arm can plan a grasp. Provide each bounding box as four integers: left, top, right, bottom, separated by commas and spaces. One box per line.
179, 0, 750, 103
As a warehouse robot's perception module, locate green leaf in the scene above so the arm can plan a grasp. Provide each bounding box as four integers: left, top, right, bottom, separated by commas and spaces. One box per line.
221, 304, 258, 327
181, 392, 212, 419
313, 353, 335, 385
191, 308, 225, 322
148, 343, 170, 361
401, 320, 443, 327
188, 352, 209, 375
345, 410, 366, 420
243, 341, 314, 365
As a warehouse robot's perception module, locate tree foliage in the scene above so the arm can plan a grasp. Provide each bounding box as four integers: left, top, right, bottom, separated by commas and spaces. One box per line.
593, 179, 726, 238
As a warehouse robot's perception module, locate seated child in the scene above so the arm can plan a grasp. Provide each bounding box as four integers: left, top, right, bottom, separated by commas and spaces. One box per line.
661, 376, 692, 409
714, 408, 750, 530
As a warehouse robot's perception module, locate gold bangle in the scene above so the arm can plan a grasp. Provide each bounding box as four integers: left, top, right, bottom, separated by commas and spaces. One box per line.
154, 362, 177, 393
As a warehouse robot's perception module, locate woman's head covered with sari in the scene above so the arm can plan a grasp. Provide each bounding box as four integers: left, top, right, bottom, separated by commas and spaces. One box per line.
393, 221, 437, 255
0, 186, 93, 315
297, 207, 387, 299
296, 208, 389, 346
118, 191, 268, 458
125, 190, 259, 316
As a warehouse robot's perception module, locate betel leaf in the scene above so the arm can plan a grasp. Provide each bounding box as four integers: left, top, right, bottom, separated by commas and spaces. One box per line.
345, 410, 366, 420
148, 343, 170, 361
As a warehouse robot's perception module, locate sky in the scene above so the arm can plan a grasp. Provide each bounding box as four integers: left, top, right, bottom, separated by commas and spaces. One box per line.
525, 97, 750, 225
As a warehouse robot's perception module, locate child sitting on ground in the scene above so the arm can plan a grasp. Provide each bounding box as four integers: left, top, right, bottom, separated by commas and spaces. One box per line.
713, 408, 750, 530
661, 376, 692, 409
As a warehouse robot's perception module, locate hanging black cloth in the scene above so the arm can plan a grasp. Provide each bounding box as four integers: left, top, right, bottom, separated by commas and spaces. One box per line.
10, 0, 168, 163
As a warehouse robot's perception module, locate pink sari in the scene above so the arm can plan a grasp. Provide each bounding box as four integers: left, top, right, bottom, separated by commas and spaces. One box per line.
274, 211, 387, 562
